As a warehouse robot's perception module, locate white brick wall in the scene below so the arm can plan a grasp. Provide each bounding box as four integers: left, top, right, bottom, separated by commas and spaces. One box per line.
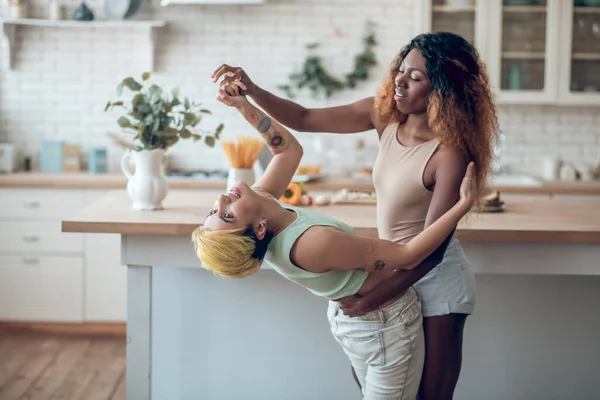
1, 0, 599, 177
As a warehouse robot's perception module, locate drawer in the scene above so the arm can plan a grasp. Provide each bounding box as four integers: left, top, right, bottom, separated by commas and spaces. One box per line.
0, 221, 83, 253
0, 256, 83, 322
0, 188, 85, 220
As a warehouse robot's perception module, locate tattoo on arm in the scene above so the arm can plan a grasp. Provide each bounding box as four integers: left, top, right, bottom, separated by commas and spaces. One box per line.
246, 107, 292, 155
372, 260, 386, 271
356, 261, 386, 272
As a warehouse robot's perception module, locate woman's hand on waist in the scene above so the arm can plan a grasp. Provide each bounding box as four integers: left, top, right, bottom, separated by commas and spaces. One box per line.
337, 294, 374, 317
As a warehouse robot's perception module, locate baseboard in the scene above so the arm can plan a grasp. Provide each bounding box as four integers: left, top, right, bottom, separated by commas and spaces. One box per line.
0, 321, 126, 337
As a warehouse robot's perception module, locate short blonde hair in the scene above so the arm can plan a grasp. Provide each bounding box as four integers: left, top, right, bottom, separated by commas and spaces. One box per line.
191, 225, 269, 278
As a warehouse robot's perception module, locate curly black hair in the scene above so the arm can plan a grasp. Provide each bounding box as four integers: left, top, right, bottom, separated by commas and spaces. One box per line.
374, 32, 499, 199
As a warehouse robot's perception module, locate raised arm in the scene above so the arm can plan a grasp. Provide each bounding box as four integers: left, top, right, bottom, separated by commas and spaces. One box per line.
211, 64, 376, 133
292, 163, 475, 273
217, 84, 303, 199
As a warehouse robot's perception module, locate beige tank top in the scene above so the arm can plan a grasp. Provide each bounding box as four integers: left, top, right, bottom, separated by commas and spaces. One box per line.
372, 122, 440, 244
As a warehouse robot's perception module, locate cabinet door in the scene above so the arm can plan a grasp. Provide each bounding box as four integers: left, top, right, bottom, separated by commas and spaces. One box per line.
558, 0, 600, 105
488, 0, 560, 104
0, 256, 84, 322
418, 0, 489, 61
83, 190, 126, 322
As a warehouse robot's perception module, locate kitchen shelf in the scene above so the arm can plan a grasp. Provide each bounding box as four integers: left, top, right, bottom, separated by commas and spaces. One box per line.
572, 53, 600, 60
574, 6, 600, 14
502, 51, 546, 60
503, 6, 547, 13
1, 18, 167, 71
432, 5, 476, 13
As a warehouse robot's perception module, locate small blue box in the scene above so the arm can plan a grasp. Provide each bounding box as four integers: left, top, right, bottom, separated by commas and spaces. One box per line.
88, 148, 108, 174
40, 140, 63, 173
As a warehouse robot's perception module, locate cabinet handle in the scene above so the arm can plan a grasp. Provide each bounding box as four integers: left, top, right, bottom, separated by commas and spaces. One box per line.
22, 200, 40, 208
22, 258, 40, 265
22, 235, 40, 243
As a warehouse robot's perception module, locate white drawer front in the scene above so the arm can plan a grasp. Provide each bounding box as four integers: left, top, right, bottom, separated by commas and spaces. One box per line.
0, 256, 83, 322
0, 188, 85, 220
0, 221, 83, 253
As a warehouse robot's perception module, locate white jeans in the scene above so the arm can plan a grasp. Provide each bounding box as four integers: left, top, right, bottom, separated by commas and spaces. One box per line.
327, 287, 425, 400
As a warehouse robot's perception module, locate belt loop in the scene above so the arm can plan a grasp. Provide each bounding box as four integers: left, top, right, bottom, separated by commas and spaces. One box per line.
378, 310, 386, 324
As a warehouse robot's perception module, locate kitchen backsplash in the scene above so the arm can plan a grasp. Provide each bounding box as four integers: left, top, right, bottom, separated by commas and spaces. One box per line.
0, 0, 598, 177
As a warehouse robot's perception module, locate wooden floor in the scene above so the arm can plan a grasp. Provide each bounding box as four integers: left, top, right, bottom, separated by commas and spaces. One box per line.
0, 326, 126, 400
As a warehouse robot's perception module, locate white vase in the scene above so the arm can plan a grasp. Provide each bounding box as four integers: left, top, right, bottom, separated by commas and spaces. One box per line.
120, 149, 168, 211
227, 168, 255, 191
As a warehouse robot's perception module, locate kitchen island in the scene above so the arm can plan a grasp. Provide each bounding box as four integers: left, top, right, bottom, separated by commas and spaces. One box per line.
62, 191, 600, 400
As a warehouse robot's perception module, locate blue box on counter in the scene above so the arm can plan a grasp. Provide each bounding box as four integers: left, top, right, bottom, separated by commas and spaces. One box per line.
40, 140, 63, 173
88, 148, 108, 174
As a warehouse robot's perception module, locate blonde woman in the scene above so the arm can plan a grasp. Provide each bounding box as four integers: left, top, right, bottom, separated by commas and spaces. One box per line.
192, 82, 476, 399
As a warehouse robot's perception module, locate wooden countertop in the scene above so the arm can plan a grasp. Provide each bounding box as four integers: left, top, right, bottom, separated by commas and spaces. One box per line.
62, 190, 600, 244
0, 172, 225, 190
3, 172, 600, 195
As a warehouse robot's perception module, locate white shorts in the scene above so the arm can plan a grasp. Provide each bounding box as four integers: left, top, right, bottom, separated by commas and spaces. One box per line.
413, 238, 476, 317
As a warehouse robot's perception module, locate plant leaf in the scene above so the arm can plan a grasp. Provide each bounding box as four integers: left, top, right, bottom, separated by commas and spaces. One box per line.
136, 104, 152, 114
171, 97, 181, 107
118, 117, 131, 128
104, 101, 111, 112
116, 83, 124, 97
192, 134, 201, 142
123, 77, 143, 91
144, 114, 154, 126
199, 109, 212, 115
190, 115, 201, 127
137, 123, 145, 137
171, 87, 180, 98
180, 129, 192, 139
184, 97, 190, 110
215, 123, 224, 139
142, 72, 151, 81
132, 93, 144, 108
183, 112, 196, 125
204, 136, 215, 147
162, 127, 180, 137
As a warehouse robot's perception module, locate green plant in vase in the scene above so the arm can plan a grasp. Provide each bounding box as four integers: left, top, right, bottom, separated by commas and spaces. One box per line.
105, 72, 225, 211
105, 72, 224, 150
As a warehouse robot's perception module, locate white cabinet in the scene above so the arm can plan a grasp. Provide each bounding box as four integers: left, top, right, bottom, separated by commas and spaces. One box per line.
0, 188, 126, 322
0, 256, 84, 321
558, 1, 600, 105
417, 0, 600, 106
0, 188, 86, 322
487, 0, 560, 104
418, 0, 489, 62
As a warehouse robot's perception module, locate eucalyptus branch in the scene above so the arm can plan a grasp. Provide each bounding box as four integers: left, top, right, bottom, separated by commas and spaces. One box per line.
105, 72, 225, 151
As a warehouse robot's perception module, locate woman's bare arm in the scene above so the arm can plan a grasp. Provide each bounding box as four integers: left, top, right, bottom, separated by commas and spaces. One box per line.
211, 64, 376, 133
291, 162, 475, 273
252, 89, 376, 133
217, 86, 303, 199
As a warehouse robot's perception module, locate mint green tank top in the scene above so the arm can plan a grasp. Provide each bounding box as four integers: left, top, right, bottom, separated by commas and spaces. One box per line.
263, 201, 369, 300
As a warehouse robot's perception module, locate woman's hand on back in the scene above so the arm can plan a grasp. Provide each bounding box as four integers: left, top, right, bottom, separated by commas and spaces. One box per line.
458, 162, 477, 211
